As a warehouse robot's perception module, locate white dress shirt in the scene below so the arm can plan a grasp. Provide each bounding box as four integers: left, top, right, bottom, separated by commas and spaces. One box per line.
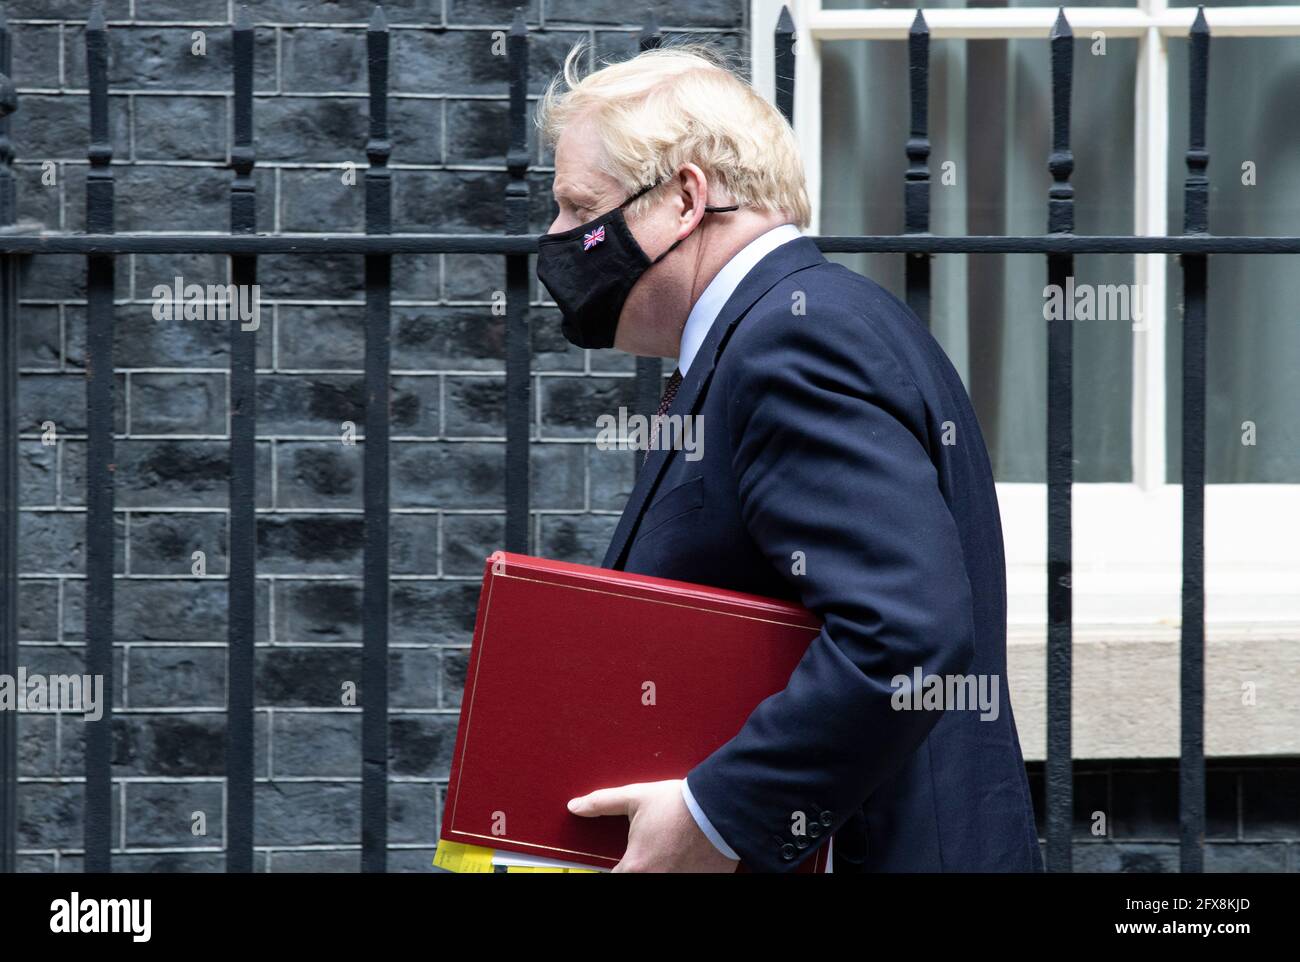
671, 222, 804, 864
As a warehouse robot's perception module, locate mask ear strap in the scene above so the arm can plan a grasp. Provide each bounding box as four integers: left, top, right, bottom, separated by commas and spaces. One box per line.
648, 202, 740, 264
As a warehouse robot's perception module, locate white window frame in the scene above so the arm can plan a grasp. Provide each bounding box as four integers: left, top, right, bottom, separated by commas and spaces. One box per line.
751, 1, 1300, 630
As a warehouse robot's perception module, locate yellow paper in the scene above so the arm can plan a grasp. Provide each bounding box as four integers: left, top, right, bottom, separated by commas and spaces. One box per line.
433, 839, 496, 873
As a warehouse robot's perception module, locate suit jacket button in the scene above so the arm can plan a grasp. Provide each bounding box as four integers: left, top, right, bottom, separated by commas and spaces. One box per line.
794, 836, 810, 850
819, 810, 834, 827
808, 822, 823, 838
780, 843, 796, 861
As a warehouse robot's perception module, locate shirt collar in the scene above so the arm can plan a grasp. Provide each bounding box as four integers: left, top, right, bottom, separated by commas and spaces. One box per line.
675, 222, 804, 376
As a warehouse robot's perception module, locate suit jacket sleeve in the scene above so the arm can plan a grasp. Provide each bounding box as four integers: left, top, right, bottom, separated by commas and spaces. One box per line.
684, 297, 977, 872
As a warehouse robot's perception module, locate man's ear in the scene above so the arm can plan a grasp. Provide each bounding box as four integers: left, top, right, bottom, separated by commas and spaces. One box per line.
674, 164, 708, 233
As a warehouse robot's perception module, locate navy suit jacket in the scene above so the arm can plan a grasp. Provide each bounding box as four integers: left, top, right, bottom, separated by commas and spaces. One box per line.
602, 236, 1043, 873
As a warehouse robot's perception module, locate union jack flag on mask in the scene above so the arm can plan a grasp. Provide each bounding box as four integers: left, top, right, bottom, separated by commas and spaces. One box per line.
583, 225, 606, 250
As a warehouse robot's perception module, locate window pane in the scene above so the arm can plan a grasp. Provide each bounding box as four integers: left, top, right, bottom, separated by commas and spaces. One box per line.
820, 37, 1136, 482
1166, 37, 1300, 483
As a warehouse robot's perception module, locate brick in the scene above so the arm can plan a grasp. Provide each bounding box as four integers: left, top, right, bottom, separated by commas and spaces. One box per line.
388, 713, 458, 777
391, 253, 440, 300
13, 163, 63, 231
19, 255, 130, 301
16, 855, 57, 872
7, 0, 130, 16
1204, 842, 1288, 872
391, 305, 504, 372
282, 28, 369, 93
389, 847, 440, 872
390, 513, 440, 575
63, 25, 279, 94
393, 168, 506, 232
447, 0, 540, 25
268, 849, 360, 871
388, 781, 438, 846
20, 509, 124, 575
62, 164, 276, 233
257, 254, 365, 300
389, 647, 442, 710
390, 580, 480, 645
116, 578, 230, 641
126, 645, 227, 708
441, 512, 505, 576
94, 440, 271, 510
103, 712, 243, 776
587, 442, 634, 512
538, 512, 618, 566
439, 646, 470, 709
392, 441, 502, 509
12, 94, 130, 162
391, 374, 441, 436
255, 781, 360, 846
130, 371, 227, 434
280, 168, 365, 232
57, 551, 270, 642
12, 24, 62, 89
17, 782, 92, 849
19, 712, 58, 777
135, 0, 231, 19
276, 305, 366, 370
17, 304, 61, 369
275, 441, 364, 509
256, 95, 365, 162
257, 646, 361, 706
19, 370, 125, 434
529, 441, 584, 509
258, 373, 365, 435
1071, 841, 1179, 873
17, 642, 125, 711
539, 374, 635, 439
133, 95, 228, 162
546, 1, 743, 29
443, 374, 506, 438
124, 781, 225, 847
245, 0, 443, 26
259, 514, 362, 575
17, 580, 60, 639
18, 440, 57, 507
271, 711, 361, 776
273, 580, 362, 645
106, 851, 229, 871
441, 252, 503, 301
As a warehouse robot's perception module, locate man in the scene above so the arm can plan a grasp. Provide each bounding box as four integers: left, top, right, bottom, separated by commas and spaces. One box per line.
535, 45, 1043, 873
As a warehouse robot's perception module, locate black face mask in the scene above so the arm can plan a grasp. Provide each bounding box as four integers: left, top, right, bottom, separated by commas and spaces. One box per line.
536, 177, 738, 349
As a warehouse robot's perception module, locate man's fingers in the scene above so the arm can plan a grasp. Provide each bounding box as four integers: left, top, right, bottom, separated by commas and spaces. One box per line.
567, 783, 642, 818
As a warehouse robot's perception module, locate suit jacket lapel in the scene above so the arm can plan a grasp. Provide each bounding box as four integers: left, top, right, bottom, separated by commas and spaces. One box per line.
601, 236, 826, 570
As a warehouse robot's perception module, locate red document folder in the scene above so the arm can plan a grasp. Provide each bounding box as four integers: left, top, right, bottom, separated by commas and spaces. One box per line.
440, 552, 831, 873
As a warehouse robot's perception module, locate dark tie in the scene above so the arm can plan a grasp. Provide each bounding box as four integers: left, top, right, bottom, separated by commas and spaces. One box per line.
646, 367, 683, 463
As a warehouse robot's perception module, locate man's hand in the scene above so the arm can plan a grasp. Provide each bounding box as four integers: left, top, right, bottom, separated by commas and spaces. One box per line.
567, 779, 740, 873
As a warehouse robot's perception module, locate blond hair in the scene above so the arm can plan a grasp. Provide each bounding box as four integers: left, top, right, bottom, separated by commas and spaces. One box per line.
537, 43, 811, 229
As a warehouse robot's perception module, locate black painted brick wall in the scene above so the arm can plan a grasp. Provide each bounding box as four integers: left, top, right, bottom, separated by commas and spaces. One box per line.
11, 0, 744, 873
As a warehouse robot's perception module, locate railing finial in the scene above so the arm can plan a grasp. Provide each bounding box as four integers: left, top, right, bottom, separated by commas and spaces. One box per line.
639, 12, 661, 51
1191, 5, 1209, 35
1050, 6, 1071, 39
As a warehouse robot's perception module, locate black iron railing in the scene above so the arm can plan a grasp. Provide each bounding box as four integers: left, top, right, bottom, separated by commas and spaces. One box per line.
0, 1, 1285, 873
